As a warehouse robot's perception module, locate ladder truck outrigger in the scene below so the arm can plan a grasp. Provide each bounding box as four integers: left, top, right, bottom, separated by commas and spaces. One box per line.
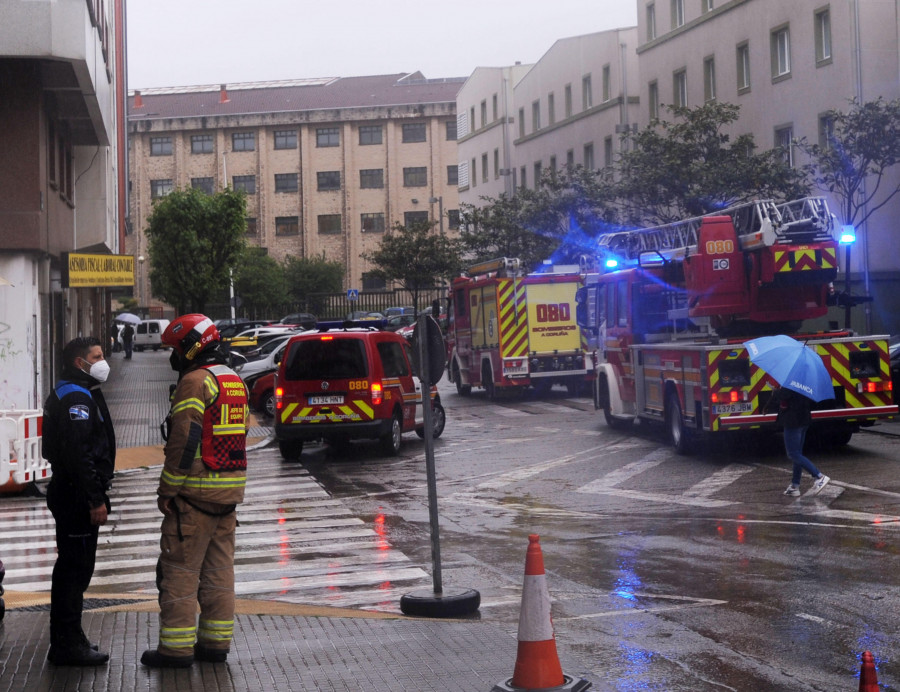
575, 196, 897, 452
446, 257, 594, 398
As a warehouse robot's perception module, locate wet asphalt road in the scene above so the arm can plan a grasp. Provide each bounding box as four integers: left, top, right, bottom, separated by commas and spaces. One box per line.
299, 380, 900, 691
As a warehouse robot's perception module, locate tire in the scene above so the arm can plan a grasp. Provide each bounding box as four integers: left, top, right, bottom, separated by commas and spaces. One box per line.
600, 378, 628, 430
278, 439, 303, 461
260, 390, 275, 419
379, 412, 403, 456
400, 587, 481, 618
482, 362, 496, 400
453, 361, 471, 397
666, 390, 692, 455
416, 399, 446, 439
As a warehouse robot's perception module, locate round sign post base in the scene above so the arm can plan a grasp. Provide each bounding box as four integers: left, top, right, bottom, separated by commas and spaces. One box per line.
399, 587, 480, 618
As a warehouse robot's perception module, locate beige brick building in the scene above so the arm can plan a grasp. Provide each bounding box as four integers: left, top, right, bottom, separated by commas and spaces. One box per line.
127, 72, 463, 311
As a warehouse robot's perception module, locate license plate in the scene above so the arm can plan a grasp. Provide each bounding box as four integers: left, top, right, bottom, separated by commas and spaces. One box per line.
714, 402, 753, 414
309, 395, 344, 405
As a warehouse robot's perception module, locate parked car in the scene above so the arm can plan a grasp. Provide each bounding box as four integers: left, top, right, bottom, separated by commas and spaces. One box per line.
239, 335, 291, 379
346, 311, 385, 321
247, 370, 276, 418
215, 317, 249, 330
219, 320, 275, 340
384, 306, 415, 318
133, 319, 171, 351
279, 313, 317, 330
227, 325, 295, 353
385, 313, 417, 331
274, 326, 445, 459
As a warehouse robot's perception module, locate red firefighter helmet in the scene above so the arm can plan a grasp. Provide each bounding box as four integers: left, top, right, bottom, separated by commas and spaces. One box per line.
162, 314, 220, 362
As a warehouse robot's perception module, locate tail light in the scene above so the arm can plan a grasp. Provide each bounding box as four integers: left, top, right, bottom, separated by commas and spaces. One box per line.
859, 381, 892, 393
371, 382, 383, 405
275, 386, 283, 410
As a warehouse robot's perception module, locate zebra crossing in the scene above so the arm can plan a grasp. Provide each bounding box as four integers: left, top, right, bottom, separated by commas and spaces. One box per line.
0, 448, 431, 612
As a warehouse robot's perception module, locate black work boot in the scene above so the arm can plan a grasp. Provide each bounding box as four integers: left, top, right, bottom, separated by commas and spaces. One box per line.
47, 641, 109, 666
194, 643, 228, 663
140, 649, 194, 668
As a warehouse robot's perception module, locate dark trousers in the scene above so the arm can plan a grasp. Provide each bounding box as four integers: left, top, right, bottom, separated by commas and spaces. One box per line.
47, 480, 104, 644
124, 340, 133, 358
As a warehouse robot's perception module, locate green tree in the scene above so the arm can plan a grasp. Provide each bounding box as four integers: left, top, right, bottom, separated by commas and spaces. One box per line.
362, 219, 461, 312
796, 97, 900, 230
145, 187, 247, 314
233, 248, 287, 318
283, 253, 344, 316
617, 102, 810, 225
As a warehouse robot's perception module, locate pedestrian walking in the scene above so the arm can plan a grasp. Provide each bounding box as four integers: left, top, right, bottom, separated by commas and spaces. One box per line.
42, 336, 115, 666
766, 383, 830, 497
121, 323, 134, 359
141, 314, 248, 668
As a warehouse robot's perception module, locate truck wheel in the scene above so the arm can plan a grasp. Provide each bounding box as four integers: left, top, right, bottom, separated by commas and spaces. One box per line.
600, 379, 627, 430
380, 412, 403, 456
482, 363, 496, 400
416, 400, 446, 439
666, 391, 692, 455
278, 440, 303, 461
453, 361, 471, 396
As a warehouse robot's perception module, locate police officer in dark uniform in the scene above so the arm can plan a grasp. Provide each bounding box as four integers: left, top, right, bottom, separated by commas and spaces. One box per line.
42, 336, 116, 666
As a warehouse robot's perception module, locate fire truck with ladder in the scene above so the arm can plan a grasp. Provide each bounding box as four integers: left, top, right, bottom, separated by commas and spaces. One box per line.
446, 257, 593, 397
574, 196, 896, 452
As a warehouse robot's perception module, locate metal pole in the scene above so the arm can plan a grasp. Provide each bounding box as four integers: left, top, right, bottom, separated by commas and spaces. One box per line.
417, 314, 442, 593
844, 244, 852, 330
438, 196, 444, 235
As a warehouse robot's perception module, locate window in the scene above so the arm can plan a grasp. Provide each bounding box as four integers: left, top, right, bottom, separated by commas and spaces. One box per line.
519, 166, 526, 189
646, 3, 656, 41
48, 121, 57, 185
815, 8, 831, 64
445, 120, 457, 141
447, 165, 458, 186
775, 125, 794, 167
532, 100, 541, 132
151, 179, 173, 198
150, 136, 172, 156
533, 161, 542, 187
518, 107, 525, 138
361, 212, 385, 233
818, 113, 835, 149
402, 123, 426, 143
480, 100, 487, 127
404, 211, 428, 226
233, 175, 256, 194
359, 169, 384, 189
469, 106, 475, 130
771, 26, 791, 78
602, 64, 611, 102
232, 132, 255, 151
191, 134, 213, 154
673, 69, 687, 107
492, 93, 498, 120
564, 84, 573, 117
703, 56, 716, 102
318, 214, 342, 234
246, 217, 258, 236
316, 127, 340, 147
584, 143, 595, 171
399, 167, 425, 187
275, 216, 299, 236
493, 149, 500, 179
671, 0, 684, 28
566, 149, 575, 168
362, 273, 386, 291
482, 154, 488, 183
317, 171, 341, 191
191, 177, 214, 195
471, 158, 477, 187
648, 80, 659, 119
604, 136, 614, 168
548, 92, 555, 125
275, 173, 299, 193
359, 125, 383, 145
549, 155, 557, 181
447, 209, 460, 230
274, 130, 297, 149
582, 74, 593, 110
702, 0, 714, 12
737, 42, 751, 92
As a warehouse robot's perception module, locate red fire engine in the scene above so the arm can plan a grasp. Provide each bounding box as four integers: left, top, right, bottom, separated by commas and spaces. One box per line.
575, 197, 896, 452
447, 258, 593, 397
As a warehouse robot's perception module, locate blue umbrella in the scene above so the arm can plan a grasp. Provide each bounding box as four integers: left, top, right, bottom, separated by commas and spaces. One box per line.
744, 334, 835, 402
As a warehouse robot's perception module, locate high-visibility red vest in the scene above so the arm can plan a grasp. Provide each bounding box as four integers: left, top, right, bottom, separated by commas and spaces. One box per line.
200, 364, 248, 471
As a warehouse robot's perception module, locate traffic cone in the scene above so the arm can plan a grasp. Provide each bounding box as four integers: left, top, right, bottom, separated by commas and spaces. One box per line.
859, 651, 879, 692
491, 534, 591, 691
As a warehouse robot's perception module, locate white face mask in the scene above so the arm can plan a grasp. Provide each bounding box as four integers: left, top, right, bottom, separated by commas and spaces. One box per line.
83, 358, 110, 383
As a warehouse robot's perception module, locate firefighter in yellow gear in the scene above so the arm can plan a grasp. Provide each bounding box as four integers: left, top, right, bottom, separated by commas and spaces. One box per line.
141, 314, 248, 669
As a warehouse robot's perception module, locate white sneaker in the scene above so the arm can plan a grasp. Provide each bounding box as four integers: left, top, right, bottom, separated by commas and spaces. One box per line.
809, 475, 830, 496
783, 484, 800, 497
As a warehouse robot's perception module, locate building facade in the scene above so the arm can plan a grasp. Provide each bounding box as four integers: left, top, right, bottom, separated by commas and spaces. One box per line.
0, 0, 126, 408
127, 73, 463, 314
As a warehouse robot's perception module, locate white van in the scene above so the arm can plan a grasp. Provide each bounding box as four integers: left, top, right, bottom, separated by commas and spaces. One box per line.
134, 319, 171, 351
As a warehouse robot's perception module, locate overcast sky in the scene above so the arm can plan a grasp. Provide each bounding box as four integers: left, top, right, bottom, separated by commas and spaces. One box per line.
126, 0, 638, 90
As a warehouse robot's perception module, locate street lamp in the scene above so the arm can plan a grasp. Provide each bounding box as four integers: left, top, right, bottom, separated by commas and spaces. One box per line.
428, 196, 444, 234
839, 226, 855, 330
137, 255, 145, 310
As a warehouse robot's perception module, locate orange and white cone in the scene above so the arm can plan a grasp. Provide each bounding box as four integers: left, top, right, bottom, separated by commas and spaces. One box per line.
492, 534, 591, 692
859, 651, 879, 692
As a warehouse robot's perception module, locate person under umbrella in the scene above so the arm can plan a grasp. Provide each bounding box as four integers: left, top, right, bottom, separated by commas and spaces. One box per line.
745, 335, 832, 497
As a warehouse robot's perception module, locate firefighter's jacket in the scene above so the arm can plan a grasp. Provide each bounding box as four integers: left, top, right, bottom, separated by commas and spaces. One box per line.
42, 367, 116, 509
158, 363, 248, 506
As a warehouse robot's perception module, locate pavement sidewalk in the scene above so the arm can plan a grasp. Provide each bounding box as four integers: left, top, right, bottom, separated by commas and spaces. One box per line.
0, 348, 574, 692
